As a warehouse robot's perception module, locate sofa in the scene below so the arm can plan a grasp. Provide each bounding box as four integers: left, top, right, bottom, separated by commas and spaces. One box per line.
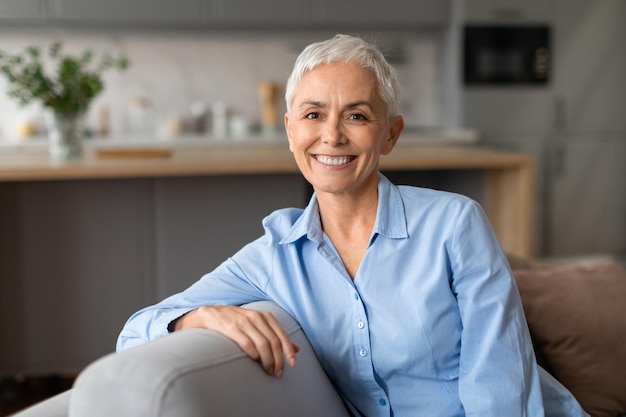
12, 301, 350, 417
507, 256, 626, 417
11, 257, 626, 417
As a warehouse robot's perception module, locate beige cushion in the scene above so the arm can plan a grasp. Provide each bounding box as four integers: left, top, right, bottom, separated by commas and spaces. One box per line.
513, 258, 626, 417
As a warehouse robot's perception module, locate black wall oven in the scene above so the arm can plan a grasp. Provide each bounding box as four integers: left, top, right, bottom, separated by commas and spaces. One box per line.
463, 25, 551, 86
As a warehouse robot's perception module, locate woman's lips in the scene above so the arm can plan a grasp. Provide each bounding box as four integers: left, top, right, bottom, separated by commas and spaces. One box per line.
312, 154, 356, 166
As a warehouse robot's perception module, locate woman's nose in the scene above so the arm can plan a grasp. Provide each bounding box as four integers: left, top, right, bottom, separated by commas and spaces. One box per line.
321, 117, 345, 146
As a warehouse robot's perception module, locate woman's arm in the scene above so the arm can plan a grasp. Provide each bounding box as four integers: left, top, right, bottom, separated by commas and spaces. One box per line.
115, 254, 265, 350
450, 200, 545, 416
116, 232, 299, 377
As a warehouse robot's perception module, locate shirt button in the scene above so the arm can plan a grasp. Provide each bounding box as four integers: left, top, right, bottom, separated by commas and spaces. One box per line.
357, 321, 365, 329
359, 348, 368, 357
379, 398, 387, 406
354, 293, 359, 300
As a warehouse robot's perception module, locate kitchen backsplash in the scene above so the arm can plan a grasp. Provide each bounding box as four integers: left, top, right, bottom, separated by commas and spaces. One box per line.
0, 28, 441, 142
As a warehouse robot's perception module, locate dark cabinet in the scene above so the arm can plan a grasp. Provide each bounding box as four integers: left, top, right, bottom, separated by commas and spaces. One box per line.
0, 0, 46, 20
318, 0, 448, 26
213, 0, 315, 25
50, 0, 208, 24
1, 0, 449, 28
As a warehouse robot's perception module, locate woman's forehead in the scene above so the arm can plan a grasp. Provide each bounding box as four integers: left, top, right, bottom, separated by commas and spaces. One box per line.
294, 62, 380, 98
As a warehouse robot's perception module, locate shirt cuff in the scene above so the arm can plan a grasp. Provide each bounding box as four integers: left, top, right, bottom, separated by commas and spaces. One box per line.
166, 308, 196, 333
154, 308, 196, 338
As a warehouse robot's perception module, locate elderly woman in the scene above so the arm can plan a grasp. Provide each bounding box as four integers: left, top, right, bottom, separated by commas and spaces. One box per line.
117, 34, 587, 417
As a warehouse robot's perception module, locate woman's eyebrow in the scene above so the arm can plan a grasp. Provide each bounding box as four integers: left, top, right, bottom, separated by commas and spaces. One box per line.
296, 100, 373, 111
344, 101, 373, 111
298, 100, 325, 109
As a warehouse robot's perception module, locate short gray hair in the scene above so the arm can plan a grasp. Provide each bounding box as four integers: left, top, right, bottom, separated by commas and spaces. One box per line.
285, 34, 400, 119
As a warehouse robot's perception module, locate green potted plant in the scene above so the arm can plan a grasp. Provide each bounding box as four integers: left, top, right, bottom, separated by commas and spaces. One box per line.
0, 42, 129, 160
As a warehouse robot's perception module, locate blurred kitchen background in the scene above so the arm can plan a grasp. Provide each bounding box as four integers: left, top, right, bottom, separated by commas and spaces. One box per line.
0, 21, 443, 143
1, 0, 624, 258
0, 1, 624, 411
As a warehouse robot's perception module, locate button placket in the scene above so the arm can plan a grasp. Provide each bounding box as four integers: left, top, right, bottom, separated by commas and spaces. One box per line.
352, 288, 390, 415
353, 291, 372, 365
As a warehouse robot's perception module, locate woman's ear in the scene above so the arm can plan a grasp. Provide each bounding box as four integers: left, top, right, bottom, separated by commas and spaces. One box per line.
381, 115, 404, 155
284, 112, 294, 152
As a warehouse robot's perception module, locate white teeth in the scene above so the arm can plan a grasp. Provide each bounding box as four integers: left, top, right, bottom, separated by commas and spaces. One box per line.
314, 155, 353, 165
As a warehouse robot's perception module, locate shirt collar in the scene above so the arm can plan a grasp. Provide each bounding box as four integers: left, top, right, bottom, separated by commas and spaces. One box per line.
280, 194, 323, 244
373, 173, 409, 239
279, 173, 408, 245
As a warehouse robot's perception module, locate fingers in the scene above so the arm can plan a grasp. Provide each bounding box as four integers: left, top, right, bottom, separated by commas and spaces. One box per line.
240, 310, 297, 378
263, 311, 299, 373
194, 306, 298, 378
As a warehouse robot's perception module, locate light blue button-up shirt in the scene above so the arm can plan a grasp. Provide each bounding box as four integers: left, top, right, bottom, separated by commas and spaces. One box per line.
117, 173, 587, 417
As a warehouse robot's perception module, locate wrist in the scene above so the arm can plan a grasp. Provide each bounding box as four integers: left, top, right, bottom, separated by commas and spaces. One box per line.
168, 309, 197, 333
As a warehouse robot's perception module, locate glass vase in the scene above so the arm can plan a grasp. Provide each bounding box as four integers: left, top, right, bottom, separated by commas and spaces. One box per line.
47, 110, 86, 161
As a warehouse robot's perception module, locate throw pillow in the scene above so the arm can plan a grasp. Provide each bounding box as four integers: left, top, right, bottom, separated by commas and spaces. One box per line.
513, 258, 626, 417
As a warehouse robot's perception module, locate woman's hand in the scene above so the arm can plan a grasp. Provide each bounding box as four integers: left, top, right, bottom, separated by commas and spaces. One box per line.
172, 305, 299, 378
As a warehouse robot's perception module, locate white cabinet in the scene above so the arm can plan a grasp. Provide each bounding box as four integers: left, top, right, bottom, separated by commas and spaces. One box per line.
50, 0, 208, 24
318, 0, 449, 26
0, 0, 46, 20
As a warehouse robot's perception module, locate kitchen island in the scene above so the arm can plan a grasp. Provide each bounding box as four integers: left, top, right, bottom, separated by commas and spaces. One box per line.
0, 139, 535, 256
0, 140, 535, 376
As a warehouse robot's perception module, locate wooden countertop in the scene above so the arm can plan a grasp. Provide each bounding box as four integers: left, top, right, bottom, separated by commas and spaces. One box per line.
0, 140, 536, 256
0, 142, 533, 182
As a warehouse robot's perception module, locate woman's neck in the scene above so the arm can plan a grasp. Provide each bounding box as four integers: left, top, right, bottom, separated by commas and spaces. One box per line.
317, 189, 378, 236
315, 184, 379, 280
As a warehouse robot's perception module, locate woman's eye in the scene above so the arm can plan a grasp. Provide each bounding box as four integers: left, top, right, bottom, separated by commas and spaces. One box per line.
305, 112, 320, 120
349, 113, 367, 121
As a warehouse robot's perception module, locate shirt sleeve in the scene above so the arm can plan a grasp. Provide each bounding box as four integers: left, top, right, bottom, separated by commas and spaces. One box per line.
116, 235, 274, 352
449, 200, 545, 417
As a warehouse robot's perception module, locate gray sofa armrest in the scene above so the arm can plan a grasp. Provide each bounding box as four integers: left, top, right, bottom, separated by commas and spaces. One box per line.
15, 300, 348, 417
10, 391, 72, 417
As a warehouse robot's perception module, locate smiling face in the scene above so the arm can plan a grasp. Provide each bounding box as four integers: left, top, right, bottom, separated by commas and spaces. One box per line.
284, 61, 403, 199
